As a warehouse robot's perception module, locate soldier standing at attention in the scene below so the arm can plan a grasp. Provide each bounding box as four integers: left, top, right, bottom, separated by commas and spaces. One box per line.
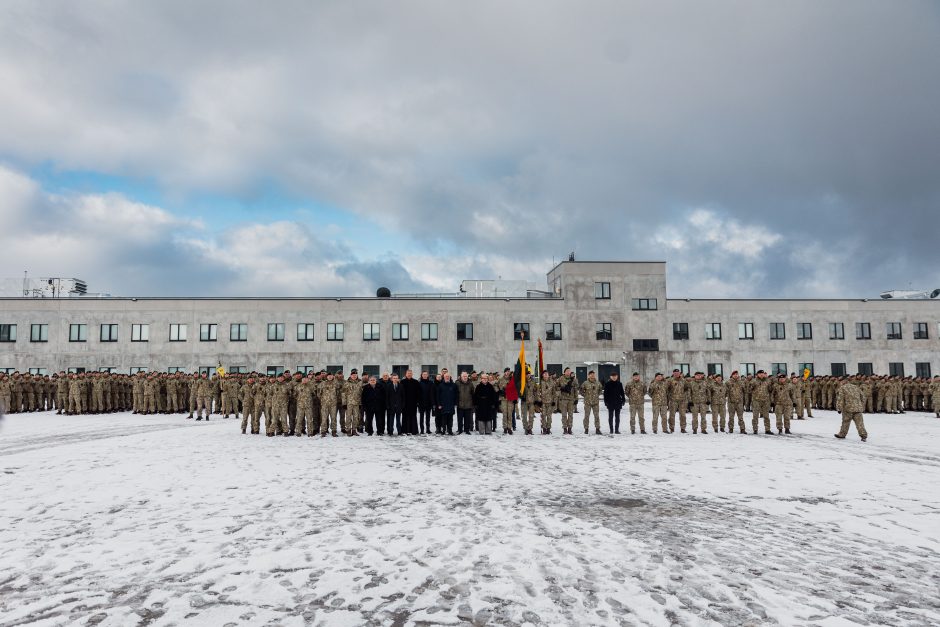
648, 373, 669, 434
929, 376, 940, 418
555, 368, 579, 435
687, 372, 709, 434
772, 374, 794, 435
55, 372, 68, 415
536, 370, 556, 435
709, 374, 728, 432
0, 374, 11, 415
580, 371, 603, 434
520, 370, 537, 435
625, 372, 647, 435
343, 369, 363, 436
726, 371, 746, 434
240, 377, 257, 434
835, 375, 868, 441
319, 372, 340, 437
496, 368, 518, 435
666, 370, 687, 433
194, 373, 212, 421
751, 370, 774, 434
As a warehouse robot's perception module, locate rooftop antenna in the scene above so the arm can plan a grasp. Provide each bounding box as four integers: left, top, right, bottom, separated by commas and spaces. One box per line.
568, 251, 575, 262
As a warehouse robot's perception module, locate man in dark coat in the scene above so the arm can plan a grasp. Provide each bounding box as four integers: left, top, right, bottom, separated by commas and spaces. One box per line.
418, 371, 437, 434
362, 376, 383, 435
603, 371, 627, 434
401, 370, 422, 435
472, 373, 499, 435
385, 373, 404, 435
436, 372, 457, 435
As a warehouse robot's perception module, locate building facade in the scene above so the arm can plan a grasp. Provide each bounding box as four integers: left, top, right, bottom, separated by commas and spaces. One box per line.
1, 261, 937, 380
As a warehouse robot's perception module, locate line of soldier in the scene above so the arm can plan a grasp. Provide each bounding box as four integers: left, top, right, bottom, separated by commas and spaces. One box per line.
1, 369, 938, 438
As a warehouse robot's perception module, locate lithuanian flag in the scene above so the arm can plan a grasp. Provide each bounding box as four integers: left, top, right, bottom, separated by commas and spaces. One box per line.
513, 340, 527, 395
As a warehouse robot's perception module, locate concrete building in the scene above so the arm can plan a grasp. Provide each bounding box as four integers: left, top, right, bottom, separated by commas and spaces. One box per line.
1, 261, 937, 381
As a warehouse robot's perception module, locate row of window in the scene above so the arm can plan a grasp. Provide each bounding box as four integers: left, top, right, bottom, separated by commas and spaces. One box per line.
672, 322, 931, 341
591, 282, 659, 310
672, 362, 931, 378
1, 320, 935, 346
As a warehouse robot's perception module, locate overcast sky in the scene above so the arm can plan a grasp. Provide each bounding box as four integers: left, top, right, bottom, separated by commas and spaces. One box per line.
1, 1, 938, 298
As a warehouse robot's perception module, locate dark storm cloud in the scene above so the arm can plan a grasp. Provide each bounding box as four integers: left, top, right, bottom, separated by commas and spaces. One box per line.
0, 1, 937, 296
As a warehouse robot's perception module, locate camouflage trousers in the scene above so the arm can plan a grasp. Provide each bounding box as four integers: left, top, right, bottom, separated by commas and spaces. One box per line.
520, 403, 535, 432
538, 406, 553, 432
144, 394, 156, 413
500, 399, 515, 431
668, 401, 685, 432
253, 400, 266, 432
68, 392, 84, 414
886, 395, 898, 413
651, 404, 668, 433
0, 395, 9, 414
56, 392, 67, 412
267, 401, 288, 435
320, 402, 339, 434
728, 402, 746, 433
689, 403, 707, 433
557, 399, 575, 430
752, 402, 771, 433
222, 393, 237, 418
195, 395, 210, 418
241, 401, 260, 434
838, 412, 867, 439
583, 402, 601, 432
167, 394, 180, 413
346, 404, 361, 434
294, 402, 313, 436
711, 401, 727, 431
775, 403, 792, 432
629, 403, 645, 433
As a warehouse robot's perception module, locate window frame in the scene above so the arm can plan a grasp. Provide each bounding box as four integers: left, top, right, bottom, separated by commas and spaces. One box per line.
392, 322, 410, 341
513, 322, 530, 341
739, 363, 756, 376
0, 324, 16, 343
915, 362, 932, 378
327, 323, 344, 341
796, 322, 813, 340
420, 322, 438, 341
855, 322, 871, 340
632, 338, 658, 351
297, 323, 315, 342
705, 322, 722, 340
828, 322, 844, 340
738, 322, 754, 340
545, 322, 563, 341
673, 322, 689, 341
631, 298, 657, 311
30, 323, 49, 343
886, 322, 902, 340
131, 323, 150, 342
913, 322, 928, 340
594, 282, 611, 299
595, 322, 612, 341
456, 322, 474, 341
362, 323, 381, 342
99, 323, 118, 343
769, 322, 786, 340
169, 323, 188, 342
831, 362, 847, 377
69, 323, 87, 343
267, 322, 285, 342
770, 362, 788, 376
199, 323, 218, 342
230, 323, 248, 342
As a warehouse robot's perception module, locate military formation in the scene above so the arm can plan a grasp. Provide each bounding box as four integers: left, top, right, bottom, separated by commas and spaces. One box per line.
1, 369, 938, 442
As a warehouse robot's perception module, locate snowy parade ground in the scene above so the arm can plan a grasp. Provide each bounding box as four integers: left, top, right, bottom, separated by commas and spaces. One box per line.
1, 408, 938, 626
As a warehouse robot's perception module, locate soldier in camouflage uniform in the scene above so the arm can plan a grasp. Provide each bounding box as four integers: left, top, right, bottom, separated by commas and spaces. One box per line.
580, 371, 603, 434
687, 372, 709, 434
536, 371, 556, 434
726, 371, 746, 433
240, 377, 258, 434
342, 370, 363, 436
835, 375, 868, 441
0, 374, 11, 414
194, 373, 212, 421
625, 372, 647, 434
751, 370, 773, 434
55, 372, 68, 414
709, 374, 728, 432
555, 368, 579, 435
319, 372, 340, 437
772, 374, 794, 434
666, 370, 688, 433
648, 373, 669, 434
268, 375, 290, 437
520, 371, 537, 435
929, 376, 940, 417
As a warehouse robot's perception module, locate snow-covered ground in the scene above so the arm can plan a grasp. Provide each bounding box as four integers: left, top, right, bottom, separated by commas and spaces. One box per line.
1, 407, 938, 627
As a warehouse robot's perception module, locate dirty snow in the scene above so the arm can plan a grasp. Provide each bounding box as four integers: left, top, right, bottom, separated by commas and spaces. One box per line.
1, 407, 938, 626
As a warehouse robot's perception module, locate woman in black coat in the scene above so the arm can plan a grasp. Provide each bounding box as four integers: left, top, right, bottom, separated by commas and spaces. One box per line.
603, 372, 626, 434
472, 374, 498, 435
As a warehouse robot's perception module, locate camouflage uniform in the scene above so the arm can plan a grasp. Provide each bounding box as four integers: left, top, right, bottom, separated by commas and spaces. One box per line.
555, 373, 579, 433
772, 377, 794, 434
55, 375, 68, 414
709, 377, 728, 432
0, 376, 11, 414
687, 376, 709, 434
666, 375, 688, 432
648, 378, 669, 433
240, 380, 259, 434
536, 374, 557, 434
625, 378, 647, 434
835, 381, 868, 440
342, 376, 363, 435
580, 376, 603, 434
269, 378, 290, 436
194, 376, 212, 420
751, 375, 773, 434
521, 374, 537, 434
726, 376, 746, 433
929, 379, 940, 417
318, 376, 340, 436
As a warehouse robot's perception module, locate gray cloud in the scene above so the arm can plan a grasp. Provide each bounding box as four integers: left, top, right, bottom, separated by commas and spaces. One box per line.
0, 1, 938, 297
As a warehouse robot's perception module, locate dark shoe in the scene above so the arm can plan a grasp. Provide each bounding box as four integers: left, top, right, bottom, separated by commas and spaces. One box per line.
765, 430, 773, 435
640, 431, 647, 434
241, 429, 246, 434
702, 430, 708, 434
584, 428, 589, 434
196, 417, 203, 421
860, 437, 867, 442
615, 429, 621, 434
834, 434, 845, 439
785, 429, 791, 434
681, 429, 687, 434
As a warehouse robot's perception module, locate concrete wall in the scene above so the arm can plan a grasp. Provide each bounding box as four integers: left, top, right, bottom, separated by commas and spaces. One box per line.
1, 262, 937, 379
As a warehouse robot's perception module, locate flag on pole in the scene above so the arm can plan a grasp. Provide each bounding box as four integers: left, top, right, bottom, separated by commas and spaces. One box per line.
217, 361, 226, 377
537, 338, 545, 376
513, 339, 527, 396
803, 368, 811, 380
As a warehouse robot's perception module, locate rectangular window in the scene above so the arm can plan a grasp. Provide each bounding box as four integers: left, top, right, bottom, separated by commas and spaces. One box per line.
915, 362, 932, 378
421, 323, 438, 341
771, 362, 788, 376
200, 323, 218, 342
594, 282, 611, 299
361, 365, 380, 378
738, 322, 754, 340
596, 323, 612, 341
673, 322, 689, 340
169, 323, 188, 342
297, 323, 315, 341
546, 323, 563, 341
69, 324, 87, 342
198, 366, 213, 376
886, 322, 902, 340
798, 363, 814, 377
888, 362, 905, 377
855, 322, 871, 340
513, 323, 530, 341
421, 364, 439, 376
363, 323, 380, 341
913, 322, 928, 340
632, 338, 659, 351
0, 324, 17, 342
167, 367, 183, 374
230, 323, 248, 341
677, 363, 691, 376
740, 363, 757, 376
545, 363, 563, 377
829, 322, 844, 340
266, 366, 285, 377
707, 363, 723, 377
392, 323, 409, 341
458, 364, 475, 376
228, 366, 247, 374
392, 364, 409, 379
131, 324, 150, 342
30, 323, 49, 342
796, 323, 812, 340
267, 323, 285, 341
457, 323, 473, 341
830, 363, 846, 377
129, 367, 148, 374
99, 324, 118, 342
295, 366, 316, 374
327, 323, 344, 341
326, 365, 343, 375
631, 298, 657, 310
769, 322, 786, 340
705, 323, 722, 340
29, 368, 48, 375
857, 362, 873, 376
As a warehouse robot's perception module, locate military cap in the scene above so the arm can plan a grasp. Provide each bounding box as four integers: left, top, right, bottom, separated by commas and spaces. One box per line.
350, 368, 358, 374
632, 372, 639, 376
